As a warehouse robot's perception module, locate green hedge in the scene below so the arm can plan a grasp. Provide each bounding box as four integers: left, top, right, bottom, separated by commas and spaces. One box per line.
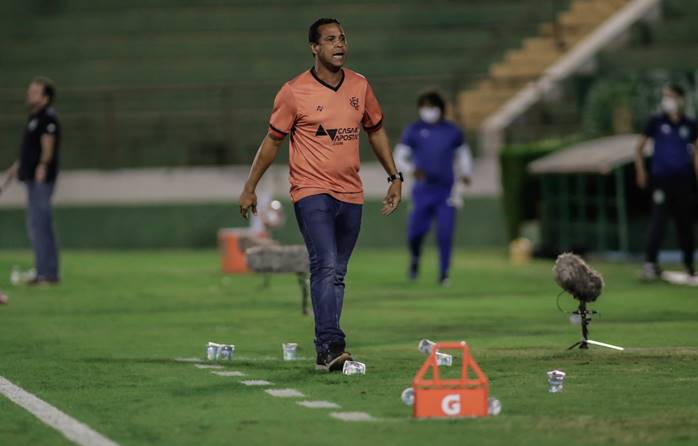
499, 135, 583, 241
0, 198, 506, 250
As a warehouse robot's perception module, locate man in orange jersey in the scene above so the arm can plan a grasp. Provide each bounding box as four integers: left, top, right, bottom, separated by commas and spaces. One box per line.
239, 18, 403, 372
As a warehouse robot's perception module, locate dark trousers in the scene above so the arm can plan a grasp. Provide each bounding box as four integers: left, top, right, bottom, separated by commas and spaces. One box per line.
25, 181, 60, 280
407, 183, 456, 277
645, 176, 695, 273
294, 194, 362, 354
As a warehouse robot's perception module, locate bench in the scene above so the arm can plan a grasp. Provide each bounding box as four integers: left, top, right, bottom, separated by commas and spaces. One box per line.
245, 245, 310, 315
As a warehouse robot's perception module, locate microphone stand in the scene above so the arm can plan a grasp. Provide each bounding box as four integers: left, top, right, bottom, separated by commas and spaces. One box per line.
567, 300, 624, 351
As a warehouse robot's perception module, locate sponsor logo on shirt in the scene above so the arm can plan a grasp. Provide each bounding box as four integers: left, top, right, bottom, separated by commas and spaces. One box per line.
661, 124, 672, 135
315, 125, 359, 145
679, 126, 690, 140
28, 119, 38, 131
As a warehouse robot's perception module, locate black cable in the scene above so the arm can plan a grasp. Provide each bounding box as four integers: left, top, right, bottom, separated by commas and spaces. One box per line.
556, 290, 568, 314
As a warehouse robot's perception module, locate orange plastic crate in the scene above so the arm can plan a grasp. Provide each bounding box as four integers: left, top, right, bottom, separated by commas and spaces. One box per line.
217, 228, 267, 274
413, 342, 489, 418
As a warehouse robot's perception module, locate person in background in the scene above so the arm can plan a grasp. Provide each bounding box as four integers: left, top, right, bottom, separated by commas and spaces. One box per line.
394, 90, 472, 286
2, 77, 61, 285
635, 84, 698, 280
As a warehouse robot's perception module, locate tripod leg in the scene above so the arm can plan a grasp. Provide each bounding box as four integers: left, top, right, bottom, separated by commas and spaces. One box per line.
261, 273, 271, 289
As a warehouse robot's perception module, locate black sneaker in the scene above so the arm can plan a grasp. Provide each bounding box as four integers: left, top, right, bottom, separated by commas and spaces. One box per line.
438, 272, 450, 287
315, 342, 352, 372
315, 351, 351, 372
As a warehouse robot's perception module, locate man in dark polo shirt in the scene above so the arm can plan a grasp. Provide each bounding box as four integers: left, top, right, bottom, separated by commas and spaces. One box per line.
635, 84, 698, 280
3, 77, 61, 285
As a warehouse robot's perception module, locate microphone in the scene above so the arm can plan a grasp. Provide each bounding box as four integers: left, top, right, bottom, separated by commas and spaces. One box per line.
553, 253, 604, 302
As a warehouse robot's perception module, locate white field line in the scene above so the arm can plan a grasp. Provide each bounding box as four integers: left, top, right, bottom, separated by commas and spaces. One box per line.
329, 412, 376, 422
265, 388, 305, 398
174, 357, 202, 363
234, 356, 314, 362
210, 371, 246, 377
297, 400, 341, 409
194, 364, 223, 369
240, 380, 273, 386
0, 375, 120, 446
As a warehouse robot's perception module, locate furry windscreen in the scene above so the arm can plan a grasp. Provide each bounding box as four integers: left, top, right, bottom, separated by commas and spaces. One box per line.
553, 253, 604, 302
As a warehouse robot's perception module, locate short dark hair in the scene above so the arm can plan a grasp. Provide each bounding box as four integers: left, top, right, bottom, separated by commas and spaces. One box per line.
32, 76, 56, 104
309, 18, 341, 44
417, 90, 446, 113
667, 83, 686, 98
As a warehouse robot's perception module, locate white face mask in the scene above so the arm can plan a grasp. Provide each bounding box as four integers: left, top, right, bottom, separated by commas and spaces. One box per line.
419, 107, 441, 124
661, 97, 679, 114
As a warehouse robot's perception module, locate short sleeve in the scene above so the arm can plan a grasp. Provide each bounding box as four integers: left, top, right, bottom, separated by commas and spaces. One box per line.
41, 116, 58, 136
268, 83, 296, 139
362, 82, 383, 133
399, 125, 414, 147
643, 116, 657, 138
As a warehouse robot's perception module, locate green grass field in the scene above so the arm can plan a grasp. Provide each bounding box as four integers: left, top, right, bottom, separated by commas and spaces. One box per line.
1, 248, 697, 446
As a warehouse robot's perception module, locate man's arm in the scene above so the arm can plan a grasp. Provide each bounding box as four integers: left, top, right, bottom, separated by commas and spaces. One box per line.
634, 135, 649, 189
367, 127, 402, 216
455, 143, 473, 185
394, 143, 425, 181
35, 134, 55, 183
239, 134, 284, 219
393, 143, 414, 176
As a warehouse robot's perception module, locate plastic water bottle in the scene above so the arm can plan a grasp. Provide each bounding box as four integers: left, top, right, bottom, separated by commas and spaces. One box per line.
10, 266, 20, 286
488, 397, 502, 415
22, 268, 36, 283
342, 361, 366, 375
418, 339, 435, 354
218, 344, 235, 361
282, 343, 298, 361
206, 342, 221, 361
401, 387, 415, 406
547, 369, 566, 393
435, 352, 453, 367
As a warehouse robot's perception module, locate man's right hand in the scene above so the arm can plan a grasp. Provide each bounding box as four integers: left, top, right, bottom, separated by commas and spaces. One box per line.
239, 187, 258, 220
636, 167, 648, 189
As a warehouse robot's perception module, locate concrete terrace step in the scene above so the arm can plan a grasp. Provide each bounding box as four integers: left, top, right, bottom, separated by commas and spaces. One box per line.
456, 0, 630, 130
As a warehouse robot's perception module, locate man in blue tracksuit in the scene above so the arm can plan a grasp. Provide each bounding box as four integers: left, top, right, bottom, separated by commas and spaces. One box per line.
394, 91, 472, 286
635, 84, 698, 279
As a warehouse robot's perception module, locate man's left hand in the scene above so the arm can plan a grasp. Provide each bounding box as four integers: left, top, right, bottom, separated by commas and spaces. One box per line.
381, 180, 402, 216
35, 164, 47, 183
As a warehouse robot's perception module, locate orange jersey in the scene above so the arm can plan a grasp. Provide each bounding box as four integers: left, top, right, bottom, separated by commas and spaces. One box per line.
268, 68, 384, 204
